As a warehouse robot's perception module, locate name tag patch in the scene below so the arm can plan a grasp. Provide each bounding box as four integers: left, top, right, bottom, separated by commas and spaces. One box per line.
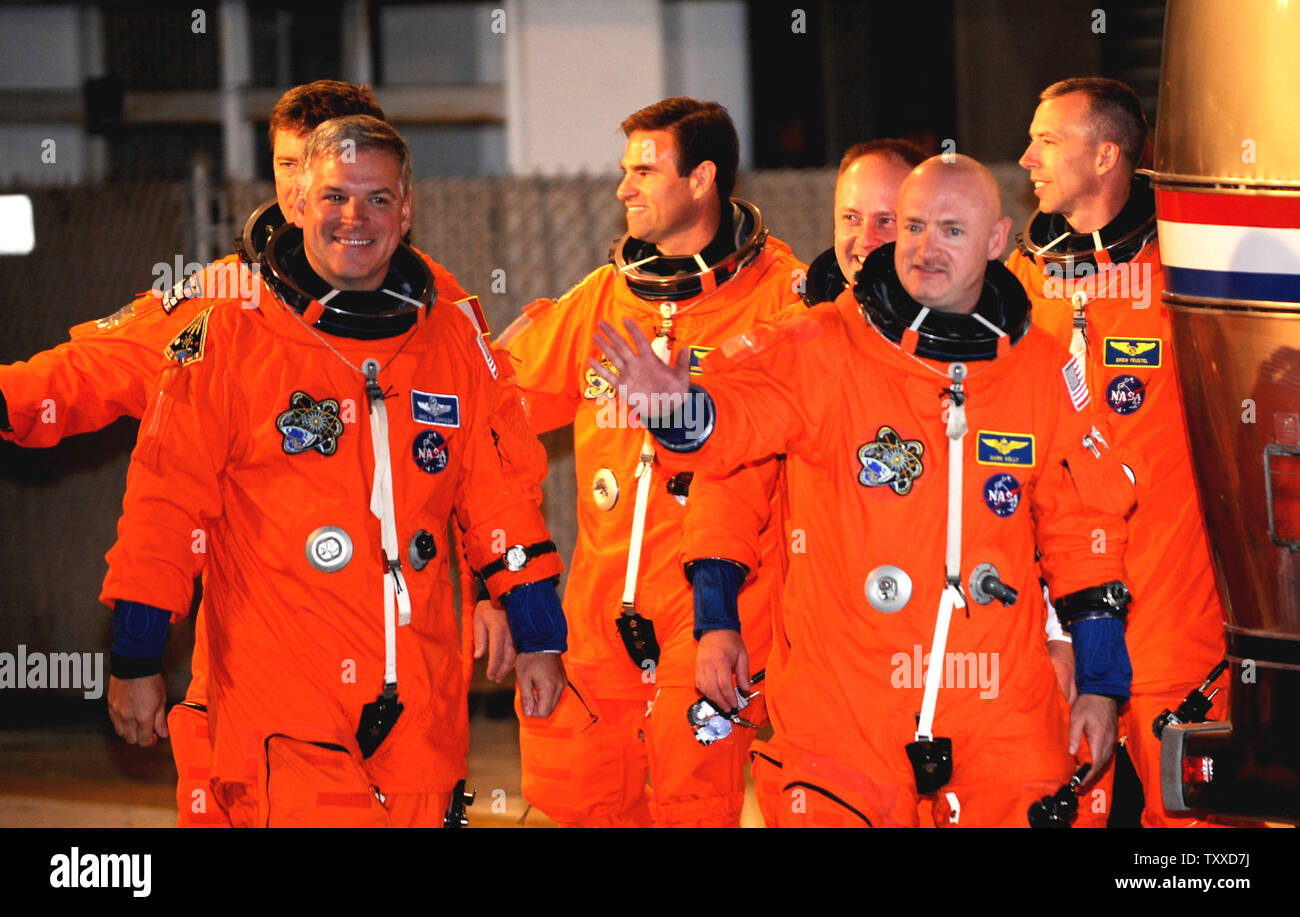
688, 345, 715, 375
411, 390, 460, 427
1104, 337, 1162, 368
976, 431, 1036, 467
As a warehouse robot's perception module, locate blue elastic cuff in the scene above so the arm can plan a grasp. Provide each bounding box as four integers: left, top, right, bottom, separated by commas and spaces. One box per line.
502, 579, 568, 654
650, 384, 715, 453
690, 559, 746, 640
1072, 616, 1132, 700
111, 600, 171, 659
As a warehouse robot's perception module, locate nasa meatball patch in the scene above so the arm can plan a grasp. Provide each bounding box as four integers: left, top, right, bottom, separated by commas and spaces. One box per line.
1106, 374, 1147, 415
983, 473, 1023, 518
412, 429, 450, 474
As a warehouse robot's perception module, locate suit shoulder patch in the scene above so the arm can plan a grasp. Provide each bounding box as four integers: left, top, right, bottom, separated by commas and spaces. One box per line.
164, 306, 213, 366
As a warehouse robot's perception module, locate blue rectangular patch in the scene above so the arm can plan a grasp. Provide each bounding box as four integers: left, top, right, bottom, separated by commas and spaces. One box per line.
976, 430, 1036, 467
1103, 337, 1162, 367
411, 390, 460, 427
688, 345, 715, 375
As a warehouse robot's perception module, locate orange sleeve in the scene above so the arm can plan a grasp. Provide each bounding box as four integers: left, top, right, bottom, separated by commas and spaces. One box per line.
680, 458, 780, 576
678, 297, 807, 572
99, 306, 232, 620
0, 257, 244, 447
1029, 384, 1135, 601
660, 311, 834, 478
495, 277, 602, 433
451, 321, 564, 599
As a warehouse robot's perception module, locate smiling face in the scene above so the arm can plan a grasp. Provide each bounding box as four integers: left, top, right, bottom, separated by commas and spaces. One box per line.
298, 148, 411, 292
1019, 92, 1105, 226
616, 129, 716, 255
833, 153, 914, 284
894, 158, 1010, 314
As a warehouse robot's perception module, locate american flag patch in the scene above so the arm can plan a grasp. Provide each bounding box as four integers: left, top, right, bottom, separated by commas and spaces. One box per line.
1062, 356, 1090, 411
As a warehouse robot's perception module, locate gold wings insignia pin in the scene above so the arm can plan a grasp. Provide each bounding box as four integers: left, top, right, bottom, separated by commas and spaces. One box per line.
980, 436, 1029, 455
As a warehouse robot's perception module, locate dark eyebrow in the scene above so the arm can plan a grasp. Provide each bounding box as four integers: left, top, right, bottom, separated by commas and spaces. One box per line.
319, 185, 395, 197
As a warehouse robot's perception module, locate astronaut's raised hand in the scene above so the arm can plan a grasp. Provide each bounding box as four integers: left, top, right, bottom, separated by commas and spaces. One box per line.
592, 318, 692, 426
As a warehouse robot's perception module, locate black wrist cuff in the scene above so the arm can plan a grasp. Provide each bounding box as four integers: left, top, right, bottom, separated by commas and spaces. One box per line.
110, 652, 162, 679
1053, 581, 1131, 631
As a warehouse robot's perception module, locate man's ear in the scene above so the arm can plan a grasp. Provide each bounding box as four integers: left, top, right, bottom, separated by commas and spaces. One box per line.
690, 159, 718, 201
988, 215, 1013, 260
401, 192, 413, 237
1096, 141, 1122, 178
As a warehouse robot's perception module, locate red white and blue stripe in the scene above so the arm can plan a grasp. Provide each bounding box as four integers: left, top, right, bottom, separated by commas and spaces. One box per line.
1157, 190, 1300, 303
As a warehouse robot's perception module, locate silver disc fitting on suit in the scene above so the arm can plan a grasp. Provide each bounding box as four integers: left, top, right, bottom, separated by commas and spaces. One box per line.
865, 564, 912, 613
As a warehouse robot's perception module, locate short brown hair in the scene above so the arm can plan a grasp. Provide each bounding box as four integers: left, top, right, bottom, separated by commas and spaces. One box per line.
1040, 77, 1148, 170
621, 97, 739, 203
838, 138, 927, 176
299, 115, 412, 199
269, 80, 385, 145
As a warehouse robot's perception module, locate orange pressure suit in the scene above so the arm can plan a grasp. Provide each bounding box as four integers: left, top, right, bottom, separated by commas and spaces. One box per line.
1, 235, 477, 827
1007, 187, 1227, 827
496, 206, 804, 826
96, 235, 557, 827
656, 250, 1135, 827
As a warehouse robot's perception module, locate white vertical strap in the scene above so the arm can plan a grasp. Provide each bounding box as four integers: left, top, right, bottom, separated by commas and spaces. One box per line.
622, 432, 656, 607
368, 380, 409, 687
943, 365, 967, 577
917, 363, 968, 741
620, 318, 676, 610
916, 585, 964, 740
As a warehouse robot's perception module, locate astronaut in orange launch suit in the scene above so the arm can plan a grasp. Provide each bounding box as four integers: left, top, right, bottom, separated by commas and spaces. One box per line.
99, 116, 566, 827
496, 98, 806, 827
1007, 78, 1226, 827
595, 156, 1136, 827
